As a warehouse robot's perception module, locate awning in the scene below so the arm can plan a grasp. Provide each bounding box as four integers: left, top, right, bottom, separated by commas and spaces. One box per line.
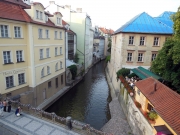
154, 125, 173, 135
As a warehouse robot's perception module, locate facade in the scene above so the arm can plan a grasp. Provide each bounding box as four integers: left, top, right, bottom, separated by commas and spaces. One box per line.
93, 37, 105, 59
0, 0, 66, 107
135, 77, 180, 135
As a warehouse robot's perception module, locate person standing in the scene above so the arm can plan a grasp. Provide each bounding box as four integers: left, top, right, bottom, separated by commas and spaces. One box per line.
7, 100, 12, 112
3, 100, 7, 112
0, 101, 3, 117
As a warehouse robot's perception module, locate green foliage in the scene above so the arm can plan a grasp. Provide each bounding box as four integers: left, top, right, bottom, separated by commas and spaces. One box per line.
105, 55, 111, 63
73, 53, 79, 63
148, 111, 158, 120
116, 68, 130, 78
68, 65, 77, 80
107, 37, 112, 53
172, 7, 180, 38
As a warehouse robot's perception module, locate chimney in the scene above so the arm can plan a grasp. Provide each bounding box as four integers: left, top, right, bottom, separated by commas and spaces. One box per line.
49, 1, 55, 4
154, 82, 157, 91
76, 8, 82, 13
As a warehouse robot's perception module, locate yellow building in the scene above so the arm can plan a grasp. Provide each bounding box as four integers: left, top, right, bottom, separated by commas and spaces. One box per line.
0, 0, 66, 107
135, 77, 180, 135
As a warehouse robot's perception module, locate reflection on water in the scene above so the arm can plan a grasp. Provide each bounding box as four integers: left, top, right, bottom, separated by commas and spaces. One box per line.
46, 60, 112, 130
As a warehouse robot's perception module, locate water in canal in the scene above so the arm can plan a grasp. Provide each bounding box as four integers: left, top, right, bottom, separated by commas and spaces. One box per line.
46, 60, 112, 130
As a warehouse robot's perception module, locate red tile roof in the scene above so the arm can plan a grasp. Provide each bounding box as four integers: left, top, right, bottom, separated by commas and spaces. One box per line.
0, 1, 64, 29
135, 77, 180, 135
3, 0, 30, 9
62, 20, 69, 26
99, 27, 114, 35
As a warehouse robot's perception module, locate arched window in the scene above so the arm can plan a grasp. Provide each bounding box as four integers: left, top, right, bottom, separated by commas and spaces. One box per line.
47, 66, 50, 74
41, 67, 44, 77
55, 63, 58, 71
60, 62, 62, 69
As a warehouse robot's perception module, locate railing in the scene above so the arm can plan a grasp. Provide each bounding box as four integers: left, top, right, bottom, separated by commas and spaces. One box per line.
10, 100, 112, 135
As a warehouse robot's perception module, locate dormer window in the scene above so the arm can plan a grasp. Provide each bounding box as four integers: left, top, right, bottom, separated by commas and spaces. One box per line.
36, 10, 39, 19
57, 18, 61, 25
45, 15, 48, 22
40, 12, 43, 20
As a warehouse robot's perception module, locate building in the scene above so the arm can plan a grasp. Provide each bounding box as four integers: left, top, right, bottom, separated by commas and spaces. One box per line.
93, 36, 105, 59
0, 0, 66, 107
135, 77, 180, 135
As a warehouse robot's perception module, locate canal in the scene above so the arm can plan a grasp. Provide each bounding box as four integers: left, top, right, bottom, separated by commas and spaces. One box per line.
46, 60, 112, 130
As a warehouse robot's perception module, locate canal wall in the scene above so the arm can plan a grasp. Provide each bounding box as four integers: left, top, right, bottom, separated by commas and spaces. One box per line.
105, 63, 154, 135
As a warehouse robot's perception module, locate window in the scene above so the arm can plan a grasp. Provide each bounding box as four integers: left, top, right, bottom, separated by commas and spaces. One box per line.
46, 30, 49, 38
151, 53, 157, 61
127, 53, 132, 61
18, 73, 25, 85
41, 68, 44, 77
57, 18, 61, 24
36, 10, 39, 19
61, 75, 63, 84
16, 50, 23, 62
45, 15, 48, 21
137, 89, 140, 95
147, 103, 153, 111
138, 53, 143, 62
140, 36, 145, 45
48, 81, 51, 88
55, 31, 57, 39
6, 76, 14, 88
40, 49, 43, 59
14, 26, 21, 38
46, 48, 50, 58
47, 66, 50, 74
55, 63, 58, 71
40, 12, 43, 20
153, 37, 159, 46
60, 32, 62, 39
55, 47, 58, 56
38, 29, 42, 38
0, 25, 8, 37
129, 36, 134, 45
60, 47, 62, 55
56, 78, 58, 88
3, 51, 11, 64
60, 62, 62, 69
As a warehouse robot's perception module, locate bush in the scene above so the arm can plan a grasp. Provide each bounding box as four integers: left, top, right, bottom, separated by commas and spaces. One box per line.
105, 55, 111, 63
68, 65, 77, 80
116, 68, 130, 78
148, 111, 158, 120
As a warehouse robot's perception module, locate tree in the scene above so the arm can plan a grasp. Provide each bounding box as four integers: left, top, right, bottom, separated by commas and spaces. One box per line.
151, 7, 180, 92
116, 68, 130, 78
107, 37, 112, 53
68, 65, 77, 80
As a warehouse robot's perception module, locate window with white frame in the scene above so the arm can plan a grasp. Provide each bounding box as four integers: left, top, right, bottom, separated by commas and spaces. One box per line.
16, 50, 23, 62
55, 63, 58, 71
140, 36, 145, 45
60, 47, 62, 55
55, 31, 57, 39
153, 37, 159, 46
46, 30, 49, 38
18, 73, 25, 85
14, 26, 21, 38
41, 68, 44, 77
40, 11, 43, 20
0, 25, 8, 37
3, 51, 11, 64
60, 32, 62, 39
151, 53, 157, 61
36, 10, 39, 19
6, 76, 14, 88
127, 52, 132, 61
38, 29, 43, 38
46, 48, 50, 58
60, 62, 62, 69
45, 15, 48, 21
47, 66, 50, 74
57, 18, 61, 24
129, 36, 134, 45
40, 49, 43, 59
138, 53, 143, 62
55, 47, 58, 56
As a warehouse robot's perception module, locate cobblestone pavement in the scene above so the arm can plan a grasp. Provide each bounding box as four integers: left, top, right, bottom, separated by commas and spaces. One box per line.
0, 109, 81, 135
101, 98, 132, 135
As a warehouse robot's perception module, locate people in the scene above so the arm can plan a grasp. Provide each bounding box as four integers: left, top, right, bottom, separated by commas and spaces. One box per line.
7, 100, 12, 113
3, 100, 7, 112
15, 107, 22, 116
0, 101, 3, 117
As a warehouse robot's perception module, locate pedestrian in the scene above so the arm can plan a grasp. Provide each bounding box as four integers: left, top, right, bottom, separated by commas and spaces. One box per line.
0, 101, 4, 117
7, 100, 12, 112
15, 107, 22, 117
3, 100, 7, 112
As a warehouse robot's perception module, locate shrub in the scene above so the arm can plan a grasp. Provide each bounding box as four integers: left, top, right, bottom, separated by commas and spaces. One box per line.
105, 55, 111, 63
116, 68, 130, 78
148, 111, 158, 120
68, 65, 77, 80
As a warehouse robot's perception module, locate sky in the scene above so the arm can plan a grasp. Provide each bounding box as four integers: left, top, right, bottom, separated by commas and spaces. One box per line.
31, 0, 180, 31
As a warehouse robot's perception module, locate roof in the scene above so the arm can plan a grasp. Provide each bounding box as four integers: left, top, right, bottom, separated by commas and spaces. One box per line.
3, 0, 30, 9
131, 66, 162, 80
0, 1, 64, 29
54, 12, 63, 17
99, 27, 114, 35
115, 12, 173, 34
62, 20, 69, 26
135, 77, 180, 135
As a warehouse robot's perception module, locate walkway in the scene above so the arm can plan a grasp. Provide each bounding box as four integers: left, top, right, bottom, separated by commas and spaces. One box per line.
101, 98, 132, 135
0, 109, 81, 135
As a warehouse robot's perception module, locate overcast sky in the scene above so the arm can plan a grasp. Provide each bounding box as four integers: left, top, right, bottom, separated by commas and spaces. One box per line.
31, 0, 180, 31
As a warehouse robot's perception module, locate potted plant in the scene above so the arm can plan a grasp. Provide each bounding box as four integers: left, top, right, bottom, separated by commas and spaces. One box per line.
148, 111, 158, 121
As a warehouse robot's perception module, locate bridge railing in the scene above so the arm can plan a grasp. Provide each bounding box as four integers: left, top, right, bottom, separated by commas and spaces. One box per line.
11, 100, 112, 135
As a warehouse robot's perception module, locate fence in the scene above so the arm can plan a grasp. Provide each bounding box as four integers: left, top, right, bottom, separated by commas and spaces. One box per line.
11, 100, 112, 135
